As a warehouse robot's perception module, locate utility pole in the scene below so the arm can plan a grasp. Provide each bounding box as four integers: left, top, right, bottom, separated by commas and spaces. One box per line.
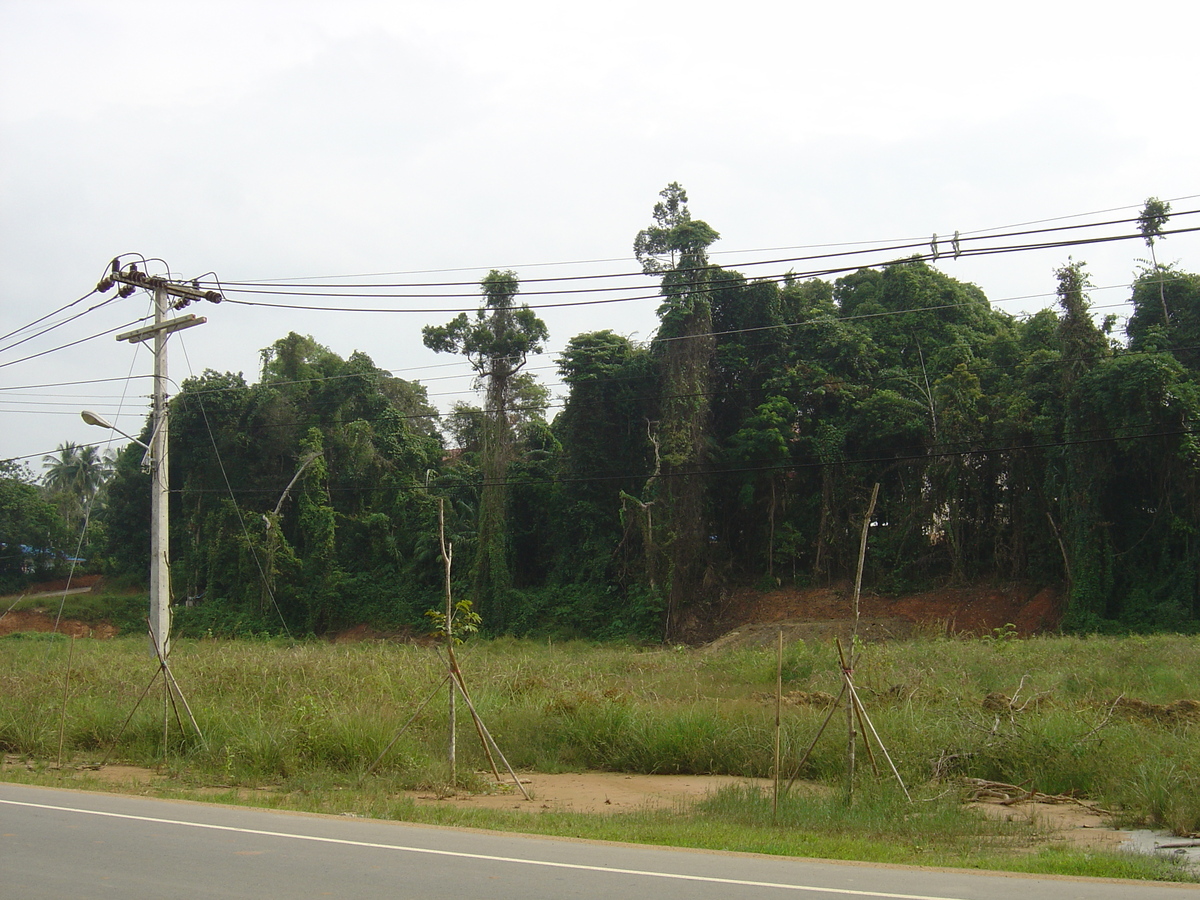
97, 261, 222, 660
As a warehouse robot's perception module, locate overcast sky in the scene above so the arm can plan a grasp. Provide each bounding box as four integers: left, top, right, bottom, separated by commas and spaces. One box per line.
2, 1, 1198, 468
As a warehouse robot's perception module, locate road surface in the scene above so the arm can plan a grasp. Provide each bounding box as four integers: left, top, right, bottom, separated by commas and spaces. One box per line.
1, 784, 1195, 899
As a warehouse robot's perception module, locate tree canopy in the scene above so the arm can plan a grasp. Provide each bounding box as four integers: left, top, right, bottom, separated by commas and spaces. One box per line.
90, 186, 1200, 639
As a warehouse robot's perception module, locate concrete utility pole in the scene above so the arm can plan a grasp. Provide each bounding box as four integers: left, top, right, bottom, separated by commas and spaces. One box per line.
95, 262, 221, 659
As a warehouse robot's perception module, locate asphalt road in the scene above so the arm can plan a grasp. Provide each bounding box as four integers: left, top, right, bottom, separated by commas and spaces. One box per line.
1, 784, 1195, 899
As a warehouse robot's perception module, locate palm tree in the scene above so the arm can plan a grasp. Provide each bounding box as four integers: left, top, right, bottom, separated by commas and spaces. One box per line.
42, 442, 114, 534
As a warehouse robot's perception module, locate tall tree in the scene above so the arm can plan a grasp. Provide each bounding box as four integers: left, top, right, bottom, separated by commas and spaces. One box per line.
422, 270, 548, 627
1138, 196, 1172, 324
634, 183, 720, 639
1051, 260, 1113, 626
1128, 266, 1200, 364
553, 330, 654, 586
105, 336, 442, 635
41, 442, 113, 537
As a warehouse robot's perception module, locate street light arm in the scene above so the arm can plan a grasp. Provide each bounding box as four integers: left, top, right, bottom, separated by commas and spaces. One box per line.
81, 409, 151, 451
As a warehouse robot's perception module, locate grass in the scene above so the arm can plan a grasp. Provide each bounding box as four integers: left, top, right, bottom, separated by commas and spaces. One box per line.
1, 631, 1198, 882
1, 585, 147, 634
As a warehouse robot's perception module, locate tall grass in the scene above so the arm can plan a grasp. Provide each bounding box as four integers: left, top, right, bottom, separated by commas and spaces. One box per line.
2, 632, 1198, 852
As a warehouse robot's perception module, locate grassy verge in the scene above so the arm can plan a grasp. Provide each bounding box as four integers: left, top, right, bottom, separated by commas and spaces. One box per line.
1, 632, 1198, 882
1, 586, 147, 634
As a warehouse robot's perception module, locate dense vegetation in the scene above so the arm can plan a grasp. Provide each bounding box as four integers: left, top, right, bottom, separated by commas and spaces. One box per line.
7, 186, 1200, 639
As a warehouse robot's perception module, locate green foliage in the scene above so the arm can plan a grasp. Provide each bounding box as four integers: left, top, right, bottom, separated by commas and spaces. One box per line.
501, 585, 664, 641
425, 599, 481, 643
0, 461, 70, 586
101, 335, 445, 637
1138, 196, 1171, 246
87, 209, 1200, 637
4, 633, 1200, 866
422, 272, 550, 629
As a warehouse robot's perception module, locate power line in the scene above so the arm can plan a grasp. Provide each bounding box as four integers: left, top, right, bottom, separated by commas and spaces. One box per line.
0, 279, 1164, 430
0, 294, 123, 357
159, 423, 1200, 496
1, 288, 1162, 426
0, 289, 101, 345
206, 196, 1200, 289
0, 316, 153, 371
0, 375, 156, 392
205, 222, 1200, 316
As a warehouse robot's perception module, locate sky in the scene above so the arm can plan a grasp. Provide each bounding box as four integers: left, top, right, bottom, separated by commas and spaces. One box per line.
2, 0, 1198, 469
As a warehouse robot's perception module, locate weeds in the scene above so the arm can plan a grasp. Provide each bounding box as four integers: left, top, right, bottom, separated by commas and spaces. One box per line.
2, 631, 1199, 880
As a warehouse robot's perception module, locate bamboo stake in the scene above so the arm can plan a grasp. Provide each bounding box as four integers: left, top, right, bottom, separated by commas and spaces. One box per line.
448, 666, 531, 801
851, 483, 880, 660
847, 483, 879, 801
148, 618, 205, 749
837, 638, 879, 778
57, 635, 75, 768
439, 498, 456, 786
846, 664, 856, 800
784, 683, 847, 793
845, 675, 910, 801
161, 666, 206, 750
442, 647, 502, 783
364, 673, 452, 777
100, 668, 161, 768
366, 498, 529, 800
773, 628, 782, 818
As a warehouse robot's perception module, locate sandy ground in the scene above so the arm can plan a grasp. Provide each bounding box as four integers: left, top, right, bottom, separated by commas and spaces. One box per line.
409, 771, 772, 813
7, 757, 1132, 855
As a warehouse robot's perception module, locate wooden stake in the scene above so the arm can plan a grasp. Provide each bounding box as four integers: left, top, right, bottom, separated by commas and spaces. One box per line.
439, 498, 456, 786
837, 638, 879, 778
851, 483, 880, 659
847, 483, 879, 802
773, 628, 782, 817
368, 499, 530, 800
57, 635, 74, 768
364, 673, 452, 777
784, 683, 847, 793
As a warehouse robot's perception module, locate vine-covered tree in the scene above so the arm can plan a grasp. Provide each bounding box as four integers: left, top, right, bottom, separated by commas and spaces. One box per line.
104, 335, 443, 636
634, 183, 722, 639
422, 271, 548, 627
91, 200, 1200, 639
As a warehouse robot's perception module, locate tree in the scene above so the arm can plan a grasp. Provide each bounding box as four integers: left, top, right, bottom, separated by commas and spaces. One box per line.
103, 335, 444, 635
634, 183, 721, 639
1, 460, 69, 585
553, 330, 654, 586
1128, 266, 1200, 365
422, 270, 548, 627
41, 442, 113, 537
1050, 260, 1114, 626
1138, 197, 1173, 324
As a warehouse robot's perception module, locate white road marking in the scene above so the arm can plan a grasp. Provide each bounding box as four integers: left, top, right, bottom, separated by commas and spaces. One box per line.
1, 797, 971, 899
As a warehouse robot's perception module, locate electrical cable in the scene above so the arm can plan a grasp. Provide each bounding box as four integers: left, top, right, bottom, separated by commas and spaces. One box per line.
207, 223, 1200, 315
0, 375, 156, 393
206, 202, 1200, 292
0, 287, 1169, 433
5, 197, 1197, 467
0, 289, 100, 345
163, 422, 1200, 496
0, 295, 122, 357
178, 335, 294, 637
0, 316, 152, 371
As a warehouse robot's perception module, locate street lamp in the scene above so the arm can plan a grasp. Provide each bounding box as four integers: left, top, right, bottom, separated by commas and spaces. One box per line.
81, 410, 150, 453
81, 408, 170, 657
79, 260, 219, 754
81, 409, 152, 465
